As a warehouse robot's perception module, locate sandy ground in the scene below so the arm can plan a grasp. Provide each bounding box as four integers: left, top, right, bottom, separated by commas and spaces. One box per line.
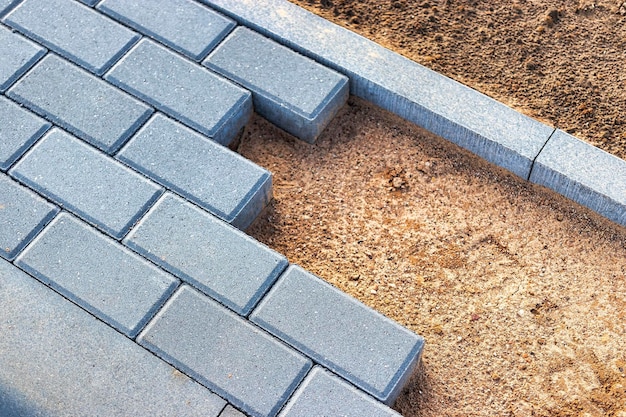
240, 97, 626, 416
290, 0, 626, 161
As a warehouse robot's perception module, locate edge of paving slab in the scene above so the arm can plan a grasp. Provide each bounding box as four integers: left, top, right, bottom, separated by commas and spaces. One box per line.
202, 0, 626, 230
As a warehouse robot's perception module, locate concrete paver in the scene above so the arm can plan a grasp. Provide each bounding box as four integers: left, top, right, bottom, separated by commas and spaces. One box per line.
0, 23, 45, 92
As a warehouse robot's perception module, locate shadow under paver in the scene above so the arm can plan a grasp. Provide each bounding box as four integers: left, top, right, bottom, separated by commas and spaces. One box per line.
105, 38, 252, 147
0, 23, 45, 92
0, 173, 57, 261
204, 26, 349, 143
124, 193, 287, 315
0, 259, 226, 417
138, 285, 311, 417
117, 114, 272, 229
250, 265, 424, 405
9, 128, 162, 239
0, 95, 50, 171
97, 0, 235, 61
7, 54, 153, 154
530, 129, 626, 227
278, 367, 402, 417
3, 0, 139, 75
16, 213, 178, 337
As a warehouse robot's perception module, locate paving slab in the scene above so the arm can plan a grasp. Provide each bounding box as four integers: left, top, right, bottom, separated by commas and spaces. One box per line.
0, 23, 45, 92
9, 128, 163, 239
105, 38, 252, 146
98, 0, 235, 61
202, 0, 553, 179
7, 54, 153, 154
138, 285, 312, 417
250, 265, 424, 405
0, 0, 19, 17
0, 95, 50, 171
0, 173, 58, 261
0, 259, 226, 417
204, 26, 348, 143
124, 193, 287, 315
530, 129, 626, 227
15, 212, 179, 337
279, 367, 402, 417
117, 114, 272, 229
3, 0, 139, 75
220, 405, 247, 417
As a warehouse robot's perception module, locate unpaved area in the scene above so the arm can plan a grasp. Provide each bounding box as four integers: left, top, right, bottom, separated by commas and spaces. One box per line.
241, 98, 626, 416
290, 0, 626, 160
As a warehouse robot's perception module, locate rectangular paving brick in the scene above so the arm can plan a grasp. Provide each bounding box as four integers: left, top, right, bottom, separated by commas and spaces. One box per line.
220, 405, 247, 417
0, 95, 50, 171
203, 0, 553, 179
204, 27, 348, 143
0, 173, 58, 261
138, 285, 312, 417
105, 39, 252, 146
0, 259, 226, 417
0, 24, 45, 92
9, 128, 162, 239
7, 54, 153, 154
3, 0, 139, 75
124, 193, 287, 315
117, 114, 272, 229
250, 265, 424, 405
530, 130, 626, 227
279, 367, 402, 417
15, 213, 178, 337
98, 0, 235, 61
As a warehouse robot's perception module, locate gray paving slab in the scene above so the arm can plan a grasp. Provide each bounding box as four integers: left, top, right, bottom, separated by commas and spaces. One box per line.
7, 54, 153, 154
202, 0, 553, 179
0, 24, 45, 92
0, 173, 58, 261
279, 367, 402, 417
98, 0, 235, 61
0, 95, 50, 171
0, 259, 226, 417
138, 285, 312, 417
117, 114, 272, 229
204, 26, 348, 143
250, 265, 424, 405
3, 0, 139, 75
220, 405, 247, 417
530, 130, 626, 227
105, 39, 252, 146
9, 128, 162, 239
15, 212, 179, 337
124, 193, 287, 316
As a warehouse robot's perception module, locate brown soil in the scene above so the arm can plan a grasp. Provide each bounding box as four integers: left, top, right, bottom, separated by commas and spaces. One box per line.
239, 1, 626, 415
290, 0, 626, 161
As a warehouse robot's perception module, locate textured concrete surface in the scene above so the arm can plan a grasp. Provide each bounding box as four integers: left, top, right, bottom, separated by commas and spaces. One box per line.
98, 0, 235, 61
117, 113, 272, 229
0, 259, 226, 417
205, 26, 348, 143
105, 38, 252, 146
0, 23, 45, 92
220, 405, 248, 417
16, 213, 178, 337
279, 367, 403, 417
138, 285, 312, 417
530, 130, 626, 226
0, 173, 58, 261
3, 0, 139, 75
8, 54, 153, 153
0, 95, 50, 171
251, 265, 424, 404
9, 128, 162, 239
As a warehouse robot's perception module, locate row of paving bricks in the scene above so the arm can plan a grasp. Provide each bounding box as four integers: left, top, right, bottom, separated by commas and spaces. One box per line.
0, 0, 423, 416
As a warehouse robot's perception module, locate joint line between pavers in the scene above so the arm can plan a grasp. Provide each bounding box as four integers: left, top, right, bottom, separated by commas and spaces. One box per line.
527, 127, 557, 181
0, 0, 23, 20
0, 116, 51, 173
0, 35, 48, 91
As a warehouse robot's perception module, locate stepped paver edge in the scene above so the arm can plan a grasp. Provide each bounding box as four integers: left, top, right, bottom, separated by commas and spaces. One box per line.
203, 0, 626, 229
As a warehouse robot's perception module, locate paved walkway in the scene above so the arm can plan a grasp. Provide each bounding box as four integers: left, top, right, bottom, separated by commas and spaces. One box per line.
0, 1, 423, 416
